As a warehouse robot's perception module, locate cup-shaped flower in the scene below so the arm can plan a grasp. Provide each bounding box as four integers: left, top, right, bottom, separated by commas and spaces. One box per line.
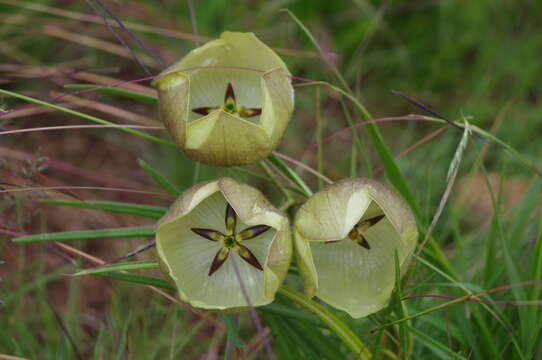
294, 178, 418, 318
153, 32, 294, 167
155, 178, 291, 310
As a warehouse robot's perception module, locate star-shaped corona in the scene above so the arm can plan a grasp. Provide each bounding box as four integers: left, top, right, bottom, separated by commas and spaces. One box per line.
192, 83, 262, 119
325, 214, 385, 249
191, 203, 270, 276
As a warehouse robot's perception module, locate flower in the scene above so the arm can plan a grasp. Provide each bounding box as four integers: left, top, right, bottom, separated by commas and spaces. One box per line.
155, 178, 291, 310
153, 32, 294, 166
294, 178, 418, 318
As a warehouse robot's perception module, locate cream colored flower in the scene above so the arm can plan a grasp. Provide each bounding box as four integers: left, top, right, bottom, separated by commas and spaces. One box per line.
294, 178, 418, 318
153, 32, 294, 166
155, 178, 291, 310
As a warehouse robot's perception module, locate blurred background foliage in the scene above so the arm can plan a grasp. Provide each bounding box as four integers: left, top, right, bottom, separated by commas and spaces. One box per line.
1, 0, 541, 359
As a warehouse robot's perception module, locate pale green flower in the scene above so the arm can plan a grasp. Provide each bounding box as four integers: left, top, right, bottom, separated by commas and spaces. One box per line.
153, 32, 294, 166
156, 178, 291, 310
294, 178, 418, 318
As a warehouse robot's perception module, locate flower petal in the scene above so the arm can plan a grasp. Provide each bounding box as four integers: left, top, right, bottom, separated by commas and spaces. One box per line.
296, 179, 371, 242
259, 67, 294, 145
309, 217, 408, 318
156, 32, 291, 121
218, 178, 292, 300
293, 229, 318, 298
153, 71, 189, 147
185, 111, 270, 166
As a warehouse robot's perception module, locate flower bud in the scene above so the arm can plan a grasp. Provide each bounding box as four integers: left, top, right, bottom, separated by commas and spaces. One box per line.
294, 178, 418, 318
153, 32, 294, 166
155, 178, 291, 310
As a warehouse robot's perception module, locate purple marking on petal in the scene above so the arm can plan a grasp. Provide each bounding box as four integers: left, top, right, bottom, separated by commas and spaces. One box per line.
191, 228, 223, 241
209, 247, 230, 276
192, 107, 215, 115
225, 203, 237, 235
236, 225, 271, 241
365, 214, 385, 227
325, 240, 342, 244
239, 107, 262, 118
236, 244, 263, 271
225, 82, 236, 103
358, 235, 371, 250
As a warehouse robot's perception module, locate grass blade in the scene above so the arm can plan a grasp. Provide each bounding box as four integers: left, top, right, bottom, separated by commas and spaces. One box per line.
262, 313, 303, 360
222, 314, 242, 355
138, 159, 181, 196
267, 154, 313, 196
0, 88, 173, 146
74, 260, 159, 276
40, 199, 166, 219
392, 251, 411, 359
13, 226, 155, 243
64, 84, 158, 105
93, 272, 175, 291
407, 325, 467, 360
278, 285, 371, 359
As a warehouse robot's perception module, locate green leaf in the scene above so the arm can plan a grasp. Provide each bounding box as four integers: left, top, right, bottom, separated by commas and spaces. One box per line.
64, 84, 158, 105
74, 260, 159, 276
40, 199, 166, 219
2, 266, 70, 305
222, 314, 242, 349
279, 319, 322, 360
138, 159, 180, 197
13, 226, 155, 243
278, 285, 371, 359
407, 325, 468, 360
286, 318, 342, 360
393, 251, 410, 359
261, 302, 324, 327
115, 312, 131, 360
262, 313, 303, 360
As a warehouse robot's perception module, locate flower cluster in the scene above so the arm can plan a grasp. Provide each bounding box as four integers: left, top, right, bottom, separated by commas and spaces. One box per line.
154, 32, 418, 317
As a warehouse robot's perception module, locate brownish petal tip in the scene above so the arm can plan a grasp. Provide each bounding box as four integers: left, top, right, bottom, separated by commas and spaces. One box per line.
209, 247, 230, 276
236, 224, 271, 241
237, 244, 263, 271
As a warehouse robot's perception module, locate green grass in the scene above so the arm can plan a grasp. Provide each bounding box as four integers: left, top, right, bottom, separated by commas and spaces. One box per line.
1, 0, 541, 359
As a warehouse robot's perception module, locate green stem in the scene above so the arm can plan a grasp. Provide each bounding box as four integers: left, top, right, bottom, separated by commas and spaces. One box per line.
278, 285, 372, 359
315, 87, 324, 189
266, 154, 313, 197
